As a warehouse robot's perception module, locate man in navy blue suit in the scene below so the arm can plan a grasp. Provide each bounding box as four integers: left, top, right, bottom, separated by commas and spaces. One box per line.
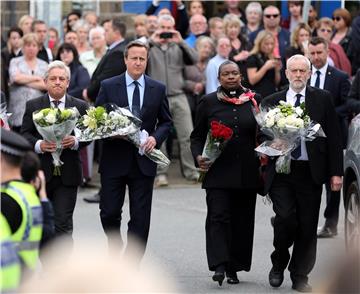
308, 37, 351, 238
95, 41, 172, 258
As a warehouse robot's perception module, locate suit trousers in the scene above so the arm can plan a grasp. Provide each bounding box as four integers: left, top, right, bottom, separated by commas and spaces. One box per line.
205, 188, 257, 272
46, 176, 78, 236
269, 161, 322, 284
100, 160, 155, 257
323, 182, 340, 229
157, 93, 198, 178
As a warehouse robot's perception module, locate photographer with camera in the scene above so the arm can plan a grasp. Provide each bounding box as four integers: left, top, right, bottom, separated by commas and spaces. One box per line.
147, 14, 199, 186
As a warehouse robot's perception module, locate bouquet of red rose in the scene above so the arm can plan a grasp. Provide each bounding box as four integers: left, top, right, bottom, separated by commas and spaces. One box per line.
198, 121, 233, 182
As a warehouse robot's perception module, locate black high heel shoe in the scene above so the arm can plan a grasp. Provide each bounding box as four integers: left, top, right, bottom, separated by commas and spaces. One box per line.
226, 271, 239, 284
212, 265, 225, 286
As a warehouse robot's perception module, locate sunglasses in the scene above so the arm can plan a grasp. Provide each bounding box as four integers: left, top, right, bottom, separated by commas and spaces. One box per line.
320, 28, 332, 33
264, 14, 279, 19
332, 16, 342, 21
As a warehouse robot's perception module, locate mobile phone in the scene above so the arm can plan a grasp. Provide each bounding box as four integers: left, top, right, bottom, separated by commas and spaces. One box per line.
159, 32, 173, 39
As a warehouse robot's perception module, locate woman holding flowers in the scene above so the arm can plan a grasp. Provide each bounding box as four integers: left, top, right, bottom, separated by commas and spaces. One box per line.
190, 61, 262, 286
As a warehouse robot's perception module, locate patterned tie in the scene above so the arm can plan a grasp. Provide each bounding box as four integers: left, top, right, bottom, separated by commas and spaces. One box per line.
292, 93, 303, 159
314, 70, 321, 88
52, 100, 61, 108
132, 81, 141, 117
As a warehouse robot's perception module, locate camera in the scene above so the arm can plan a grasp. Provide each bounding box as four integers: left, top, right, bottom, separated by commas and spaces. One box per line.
159, 32, 173, 39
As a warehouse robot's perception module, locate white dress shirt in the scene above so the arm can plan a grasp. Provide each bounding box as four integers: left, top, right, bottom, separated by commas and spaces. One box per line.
286, 87, 309, 161
310, 63, 328, 90
125, 71, 145, 112
35, 95, 79, 153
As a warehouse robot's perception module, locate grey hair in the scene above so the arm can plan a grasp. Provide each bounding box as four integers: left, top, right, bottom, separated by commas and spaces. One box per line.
44, 61, 71, 80
245, 2, 263, 16
157, 14, 175, 26
287, 54, 311, 70
73, 19, 90, 32
89, 26, 105, 43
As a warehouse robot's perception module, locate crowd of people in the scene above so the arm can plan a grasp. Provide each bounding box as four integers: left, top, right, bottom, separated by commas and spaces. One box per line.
1, 0, 360, 292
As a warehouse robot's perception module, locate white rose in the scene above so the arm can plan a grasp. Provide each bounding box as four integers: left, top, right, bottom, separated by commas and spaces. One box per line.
265, 116, 275, 128
295, 118, 304, 128
45, 113, 56, 124
33, 112, 43, 121
295, 107, 303, 117
277, 118, 286, 128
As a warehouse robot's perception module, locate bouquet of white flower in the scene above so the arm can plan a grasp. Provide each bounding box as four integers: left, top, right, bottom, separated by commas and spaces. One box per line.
75, 104, 170, 167
253, 101, 326, 173
33, 107, 80, 175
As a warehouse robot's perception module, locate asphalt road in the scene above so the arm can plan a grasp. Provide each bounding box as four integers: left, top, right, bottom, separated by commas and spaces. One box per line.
73, 182, 346, 294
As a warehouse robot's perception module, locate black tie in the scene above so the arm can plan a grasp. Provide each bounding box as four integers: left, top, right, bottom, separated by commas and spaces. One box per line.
294, 93, 302, 107
291, 93, 302, 159
52, 100, 61, 108
132, 81, 140, 117
314, 70, 321, 88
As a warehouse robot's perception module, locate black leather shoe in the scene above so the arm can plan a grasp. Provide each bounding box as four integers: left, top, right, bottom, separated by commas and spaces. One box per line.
83, 193, 100, 203
292, 282, 312, 292
212, 271, 225, 286
317, 226, 337, 238
226, 271, 239, 284
269, 267, 284, 287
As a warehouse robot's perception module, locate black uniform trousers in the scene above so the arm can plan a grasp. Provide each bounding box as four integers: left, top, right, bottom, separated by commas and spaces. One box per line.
46, 176, 78, 236
205, 188, 257, 272
100, 160, 155, 258
269, 161, 322, 284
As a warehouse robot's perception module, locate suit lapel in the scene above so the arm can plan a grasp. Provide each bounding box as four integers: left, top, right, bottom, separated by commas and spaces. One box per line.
64, 95, 73, 108
141, 76, 154, 118
41, 94, 51, 109
305, 86, 316, 118
323, 66, 332, 91
117, 74, 129, 108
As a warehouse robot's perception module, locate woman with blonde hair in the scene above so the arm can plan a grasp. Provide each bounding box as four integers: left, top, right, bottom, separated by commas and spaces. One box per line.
246, 31, 281, 97
8, 33, 47, 132
223, 14, 251, 86
285, 23, 311, 59
18, 15, 33, 35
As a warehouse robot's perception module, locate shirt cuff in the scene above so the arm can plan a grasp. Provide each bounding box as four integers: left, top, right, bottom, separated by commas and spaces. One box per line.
35, 140, 44, 154
71, 137, 79, 150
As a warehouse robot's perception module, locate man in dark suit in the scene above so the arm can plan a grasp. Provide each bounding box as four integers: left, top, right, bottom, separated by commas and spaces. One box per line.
21, 60, 89, 236
261, 55, 343, 292
95, 41, 172, 259
308, 37, 351, 238
82, 18, 128, 203
83, 18, 127, 102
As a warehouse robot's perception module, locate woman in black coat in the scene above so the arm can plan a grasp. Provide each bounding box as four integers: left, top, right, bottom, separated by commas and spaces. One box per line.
56, 43, 90, 99
190, 61, 262, 286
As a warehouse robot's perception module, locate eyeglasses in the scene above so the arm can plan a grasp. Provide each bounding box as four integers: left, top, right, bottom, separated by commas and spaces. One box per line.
264, 14, 279, 19
320, 28, 332, 33
332, 16, 342, 21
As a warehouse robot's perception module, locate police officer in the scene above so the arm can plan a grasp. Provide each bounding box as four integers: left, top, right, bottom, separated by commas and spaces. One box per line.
1, 129, 43, 273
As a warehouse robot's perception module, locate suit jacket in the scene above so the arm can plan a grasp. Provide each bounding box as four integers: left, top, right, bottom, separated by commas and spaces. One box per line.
95, 73, 172, 177
312, 65, 351, 147
190, 91, 262, 189
261, 86, 344, 193
347, 69, 360, 115
21, 94, 89, 186
87, 40, 128, 101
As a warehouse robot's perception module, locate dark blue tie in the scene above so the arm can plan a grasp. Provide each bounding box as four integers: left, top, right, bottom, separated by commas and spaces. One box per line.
314, 70, 321, 88
52, 100, 61, 108
132, 80, 141, 117
291, 94, 302, 159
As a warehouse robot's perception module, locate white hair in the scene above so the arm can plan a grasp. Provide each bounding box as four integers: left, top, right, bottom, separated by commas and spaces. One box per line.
246, 2, 263, 16
157, 14, 175, 26
44, 61, 71, 80
73, 19, 90, 32
89, 26, 105, 43
287, 54, 311, 70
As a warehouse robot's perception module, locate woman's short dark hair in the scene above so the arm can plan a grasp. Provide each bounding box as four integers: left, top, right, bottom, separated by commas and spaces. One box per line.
56, 42, 80, 64
218, 60, 240, 78
7, 26, 23, 39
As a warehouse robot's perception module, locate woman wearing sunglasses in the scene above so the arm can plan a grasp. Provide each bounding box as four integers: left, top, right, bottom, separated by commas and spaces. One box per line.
331, 8, 352, 59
